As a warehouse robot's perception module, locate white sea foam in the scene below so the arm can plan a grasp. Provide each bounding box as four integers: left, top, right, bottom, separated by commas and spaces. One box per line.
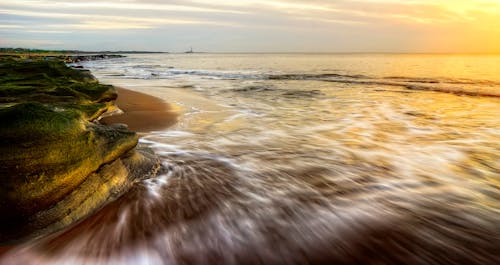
4, 53, 499, 265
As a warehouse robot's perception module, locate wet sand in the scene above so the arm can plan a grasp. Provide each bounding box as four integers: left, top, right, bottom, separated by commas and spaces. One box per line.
101, 87, 178, 132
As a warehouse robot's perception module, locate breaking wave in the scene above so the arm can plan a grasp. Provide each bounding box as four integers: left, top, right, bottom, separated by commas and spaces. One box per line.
77, 58, 500, 98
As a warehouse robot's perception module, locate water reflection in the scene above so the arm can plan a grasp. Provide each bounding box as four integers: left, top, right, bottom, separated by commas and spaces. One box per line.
2, 54, 499, 264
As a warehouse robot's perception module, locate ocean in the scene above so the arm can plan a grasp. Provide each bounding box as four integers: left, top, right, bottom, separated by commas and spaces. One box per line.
4, 53, 500, 264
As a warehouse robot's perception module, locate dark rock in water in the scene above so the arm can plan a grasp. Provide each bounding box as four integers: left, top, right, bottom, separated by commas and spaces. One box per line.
109, 123, 130, 130
0, 57, 160, 243
62, 54, 125, 63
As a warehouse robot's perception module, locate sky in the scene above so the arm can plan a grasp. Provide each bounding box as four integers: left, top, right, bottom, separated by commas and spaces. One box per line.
1, 0, 500, 53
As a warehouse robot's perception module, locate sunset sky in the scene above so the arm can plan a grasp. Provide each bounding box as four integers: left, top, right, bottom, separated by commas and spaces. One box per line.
1, 0, 500, 53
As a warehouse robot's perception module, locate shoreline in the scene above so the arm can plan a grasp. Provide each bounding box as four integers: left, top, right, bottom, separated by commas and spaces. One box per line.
101, 87, 178, 133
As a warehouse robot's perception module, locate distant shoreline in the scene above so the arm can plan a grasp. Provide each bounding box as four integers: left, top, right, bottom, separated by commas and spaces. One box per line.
3, 48, 500, 56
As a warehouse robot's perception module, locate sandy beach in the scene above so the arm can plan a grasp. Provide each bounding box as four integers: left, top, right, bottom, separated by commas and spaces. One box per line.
101, 87, 178, 132
2, 53, 500, 264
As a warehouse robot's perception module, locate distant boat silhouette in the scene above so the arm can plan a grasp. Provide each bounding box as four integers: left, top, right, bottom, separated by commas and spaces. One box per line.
185, 47, 193, 54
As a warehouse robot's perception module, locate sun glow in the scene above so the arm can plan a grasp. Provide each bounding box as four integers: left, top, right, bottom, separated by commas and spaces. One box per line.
1, 0, 500, 52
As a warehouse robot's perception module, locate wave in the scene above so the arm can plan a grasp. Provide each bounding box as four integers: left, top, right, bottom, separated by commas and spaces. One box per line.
149, 70, 500, 97
383, 76, 441, 84
267, 73, 368, 80
78, 59, 500, 98
403, 84, 500, 98
384, 76, 500, 86
232, 85, 275, 92
231, 85, 324, 98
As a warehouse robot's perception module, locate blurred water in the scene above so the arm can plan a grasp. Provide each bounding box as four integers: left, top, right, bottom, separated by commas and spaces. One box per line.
2, 54, 499, 264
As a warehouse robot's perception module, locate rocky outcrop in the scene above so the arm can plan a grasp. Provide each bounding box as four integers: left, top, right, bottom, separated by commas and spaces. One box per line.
0, 53, 125, 64
0, 57, 160, 243
61, 54, 125, 63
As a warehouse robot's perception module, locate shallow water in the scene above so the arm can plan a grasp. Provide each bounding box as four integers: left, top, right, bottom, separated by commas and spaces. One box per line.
2, 54, 499, 264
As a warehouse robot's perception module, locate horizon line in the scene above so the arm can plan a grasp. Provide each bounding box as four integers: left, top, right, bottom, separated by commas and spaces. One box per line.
2, 47, 500, 56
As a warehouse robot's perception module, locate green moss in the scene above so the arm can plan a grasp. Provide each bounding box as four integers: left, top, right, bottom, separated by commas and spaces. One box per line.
0, 58, 92, 81
0, 57, 106, 104
69, 82, 117, 102
0, 102, 81, 141
65, 102, 108, 120
0, 103, 138, 220
0, 57, 139, 225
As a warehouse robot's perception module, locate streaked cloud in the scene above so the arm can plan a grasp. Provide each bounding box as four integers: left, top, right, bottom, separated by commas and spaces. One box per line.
1, 0, 248, 14
1, 0, 499, 52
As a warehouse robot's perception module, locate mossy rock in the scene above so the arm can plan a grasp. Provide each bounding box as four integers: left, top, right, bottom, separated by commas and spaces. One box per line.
0, 57, 113, 104
0, 58, 94, 83
0, 102, 81, 141
0, 102, 138, 222
0, 57, 150, 243
0, 147, 160, 243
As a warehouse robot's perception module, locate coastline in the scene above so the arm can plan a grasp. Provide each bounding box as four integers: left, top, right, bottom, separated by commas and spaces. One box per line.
2, 53, 500, 264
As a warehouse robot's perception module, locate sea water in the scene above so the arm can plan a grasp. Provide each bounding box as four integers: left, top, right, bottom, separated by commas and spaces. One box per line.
2, 54, 499, 264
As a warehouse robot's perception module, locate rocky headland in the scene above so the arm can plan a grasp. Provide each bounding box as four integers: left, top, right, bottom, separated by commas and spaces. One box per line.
0, 56, 161, 243
61, 54, 125, 63
0, 52, 125, 63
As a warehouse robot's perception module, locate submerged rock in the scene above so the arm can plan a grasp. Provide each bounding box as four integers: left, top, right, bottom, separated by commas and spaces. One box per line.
0, 57, 160, 243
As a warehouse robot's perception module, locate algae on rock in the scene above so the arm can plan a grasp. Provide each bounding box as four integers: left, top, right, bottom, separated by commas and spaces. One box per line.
0, 57, 159, 243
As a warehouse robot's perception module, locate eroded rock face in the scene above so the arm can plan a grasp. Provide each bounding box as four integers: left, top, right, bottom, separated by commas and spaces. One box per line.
0, 57, 159, 243
0, 103, 138, 222
0, 146, 160, 243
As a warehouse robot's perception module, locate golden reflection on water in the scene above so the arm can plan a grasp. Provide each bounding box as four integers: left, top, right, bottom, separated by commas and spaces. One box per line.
1, 54, 499, 264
